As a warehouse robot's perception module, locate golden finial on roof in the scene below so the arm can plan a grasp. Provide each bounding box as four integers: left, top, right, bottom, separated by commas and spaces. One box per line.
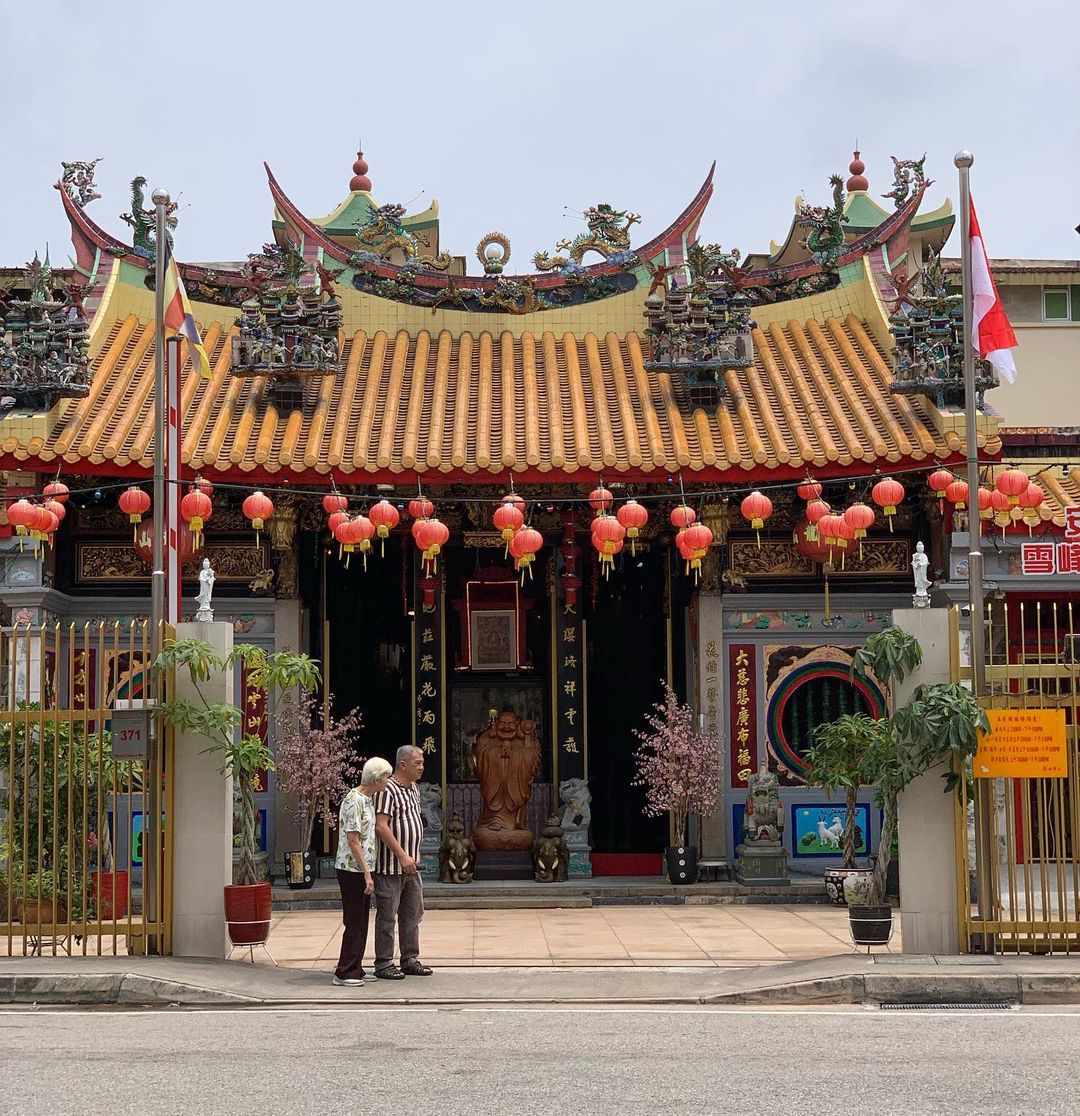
846, 146, 869, 192
350, 142, 372, 192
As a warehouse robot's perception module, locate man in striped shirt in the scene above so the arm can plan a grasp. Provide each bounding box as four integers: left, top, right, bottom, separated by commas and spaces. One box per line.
372, 745, 433, 979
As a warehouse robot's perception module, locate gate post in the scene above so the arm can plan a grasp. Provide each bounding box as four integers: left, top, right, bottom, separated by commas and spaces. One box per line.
893, 607, 960, 954
171, 621, 234, 958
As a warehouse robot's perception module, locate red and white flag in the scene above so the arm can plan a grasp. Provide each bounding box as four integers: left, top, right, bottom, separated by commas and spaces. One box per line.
969, 197, 1018, 383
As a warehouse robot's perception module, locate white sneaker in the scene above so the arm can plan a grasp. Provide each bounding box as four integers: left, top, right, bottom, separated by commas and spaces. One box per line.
333, 975, 364, 987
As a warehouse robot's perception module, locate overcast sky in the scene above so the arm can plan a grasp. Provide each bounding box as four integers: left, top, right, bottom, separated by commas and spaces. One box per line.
2, 0, 1076, 270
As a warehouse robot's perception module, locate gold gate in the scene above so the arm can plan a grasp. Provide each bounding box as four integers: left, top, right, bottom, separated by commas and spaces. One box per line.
954, 600, 1080, 953
0, 620, 173, 957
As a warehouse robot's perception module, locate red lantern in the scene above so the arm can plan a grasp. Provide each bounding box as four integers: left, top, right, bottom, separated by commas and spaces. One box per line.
793, 516, 831, 563
334, 516, 365, 567
843, 501, 875, 559
40, 507, 60, 550
817, 513, 844, 561
501, 492, 526, 514
740, 490, 773, 548
804, 497, 830, 542
616, 499, 649, 555
670, 504, 696, 530
680, 523, 714, 583
43, 498, 66, 525
796, 479, 822, 502
136, 521, 197, 567
995, 467, 1029, 507
368, 499, 400, 556
976, 487, 994, 529
408, 497, 434, 521
592, 515, 625, 578
119, 486, 151, 542
928, 468, 954, 511
328, 510, 350, 538
323, 492, 348, 517
6, 498, 34, 541
493, 502, 525, 552
180, 487, 212, 550
242, 490, 274, 544
834, 514, 856, 568
989, 488, 1012, 538
43, 480, 69, 505
414, 517, 449, 574
1019, 482, 1044, 536
871, 477, 905, 532
353, 514, 376, 570
589, 486, 613, 516
945, 478, 969, 511
508, 526, 543, 580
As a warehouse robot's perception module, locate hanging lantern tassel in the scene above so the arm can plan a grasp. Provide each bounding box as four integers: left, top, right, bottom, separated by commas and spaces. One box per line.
616, 499, 648, 557
871, 478, 905, 534
243, 490, 275, 548
740, 491, 773, 550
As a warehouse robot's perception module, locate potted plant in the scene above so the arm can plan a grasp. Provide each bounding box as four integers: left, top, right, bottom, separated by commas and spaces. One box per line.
274, 689, 363, 889
155, 639, 320, 948
632, 683, 722, 885
89, 824, 129, 922
809, 626, 989, 944
805, 626, 923, 905
13, 868, 66, 926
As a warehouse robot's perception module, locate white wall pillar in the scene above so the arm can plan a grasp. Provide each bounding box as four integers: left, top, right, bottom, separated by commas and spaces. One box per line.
273, 599, 303, 862
893, 607, 960, 954
171, 620, 234, 959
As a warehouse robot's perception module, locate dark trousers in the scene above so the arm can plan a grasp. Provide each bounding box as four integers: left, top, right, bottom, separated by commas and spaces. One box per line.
335, 869, 371, 980
374, 872, 424, 970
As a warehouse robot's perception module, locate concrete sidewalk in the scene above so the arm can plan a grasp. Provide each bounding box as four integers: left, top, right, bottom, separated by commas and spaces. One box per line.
2, 952, 1080, 1008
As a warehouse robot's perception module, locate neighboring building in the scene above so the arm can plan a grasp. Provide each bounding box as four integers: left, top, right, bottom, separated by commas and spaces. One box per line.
0, 148, 1009, 878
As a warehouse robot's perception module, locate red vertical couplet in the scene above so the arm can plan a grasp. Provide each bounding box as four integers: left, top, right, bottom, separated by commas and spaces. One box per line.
241, 662, 270, 793
728, 644, 757, 788
165, 339, 182, 624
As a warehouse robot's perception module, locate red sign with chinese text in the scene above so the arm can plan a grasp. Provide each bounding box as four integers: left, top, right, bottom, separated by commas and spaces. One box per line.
728, 644, 757, 788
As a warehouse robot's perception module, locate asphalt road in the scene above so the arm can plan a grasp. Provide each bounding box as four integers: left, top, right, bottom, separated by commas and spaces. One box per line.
1, 1005, 1077, 1115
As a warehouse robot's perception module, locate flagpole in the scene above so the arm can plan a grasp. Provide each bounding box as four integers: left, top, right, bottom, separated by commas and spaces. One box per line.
151, 188, 170, 657
955, 149, 994, 951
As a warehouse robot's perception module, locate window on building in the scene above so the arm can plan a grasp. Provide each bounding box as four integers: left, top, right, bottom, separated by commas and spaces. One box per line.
1042, 287, 1071, 321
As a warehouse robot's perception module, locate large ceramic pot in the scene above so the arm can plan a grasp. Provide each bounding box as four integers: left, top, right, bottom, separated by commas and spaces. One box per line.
665, 845, 698, 886
15, 898, 67, 925
824, 866, 872, 906
848, 904, 893, 947
284, 850, 316, 890
224, 882, 272, 946
90, 870, 130, 921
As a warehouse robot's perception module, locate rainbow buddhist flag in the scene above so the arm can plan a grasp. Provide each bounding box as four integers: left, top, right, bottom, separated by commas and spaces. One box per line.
162, 244, 211, 379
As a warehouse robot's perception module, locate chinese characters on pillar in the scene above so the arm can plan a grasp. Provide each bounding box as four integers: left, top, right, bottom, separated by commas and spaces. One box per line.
728, 644, 757, 788
1022, 511, 1080, 574
554, 544, 586, 780
241, 661, 270, 792
413, 567, 443, 760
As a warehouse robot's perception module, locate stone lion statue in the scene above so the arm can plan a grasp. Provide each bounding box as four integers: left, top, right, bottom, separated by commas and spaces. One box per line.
438, 815, 475, 884
558, 778, 591, 833
418, 781, 443, 836
743, 762, 783, 844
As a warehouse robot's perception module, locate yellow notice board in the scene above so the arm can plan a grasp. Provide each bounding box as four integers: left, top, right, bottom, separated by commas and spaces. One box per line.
975, 709, 1068, 779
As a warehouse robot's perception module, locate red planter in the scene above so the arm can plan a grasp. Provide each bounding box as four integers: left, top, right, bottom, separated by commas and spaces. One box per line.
224, 882, 272, 946
91, 871, 130, 921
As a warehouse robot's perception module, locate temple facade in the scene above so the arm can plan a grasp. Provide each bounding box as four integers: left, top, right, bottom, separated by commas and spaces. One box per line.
0, 148, 1013, 879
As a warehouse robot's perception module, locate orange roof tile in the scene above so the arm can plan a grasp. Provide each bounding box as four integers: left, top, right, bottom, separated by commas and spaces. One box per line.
8, 312, 1000, 482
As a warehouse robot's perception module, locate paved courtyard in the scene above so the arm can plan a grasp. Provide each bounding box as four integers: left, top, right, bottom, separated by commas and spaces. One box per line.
261, 904, 889, 968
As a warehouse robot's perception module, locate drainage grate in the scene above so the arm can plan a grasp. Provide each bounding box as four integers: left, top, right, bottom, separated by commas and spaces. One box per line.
880, 1002, 1013, 1011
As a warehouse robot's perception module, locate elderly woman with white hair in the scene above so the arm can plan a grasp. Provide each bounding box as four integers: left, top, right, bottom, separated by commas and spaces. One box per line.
333, 755, 392, 987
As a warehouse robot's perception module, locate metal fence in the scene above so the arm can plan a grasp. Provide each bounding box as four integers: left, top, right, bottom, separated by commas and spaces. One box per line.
955, 600, 1080, 953
0, 620, 172, 957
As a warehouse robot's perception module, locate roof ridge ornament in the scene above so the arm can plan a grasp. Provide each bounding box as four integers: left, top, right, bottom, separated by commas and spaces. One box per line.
846, 148, 869, 193
349, 143, 372, 192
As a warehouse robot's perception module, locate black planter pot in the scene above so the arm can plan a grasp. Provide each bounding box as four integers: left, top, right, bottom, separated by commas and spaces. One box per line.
848, 904, 893, 946
284, 849, 317, 890
665, 845, 698, 885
